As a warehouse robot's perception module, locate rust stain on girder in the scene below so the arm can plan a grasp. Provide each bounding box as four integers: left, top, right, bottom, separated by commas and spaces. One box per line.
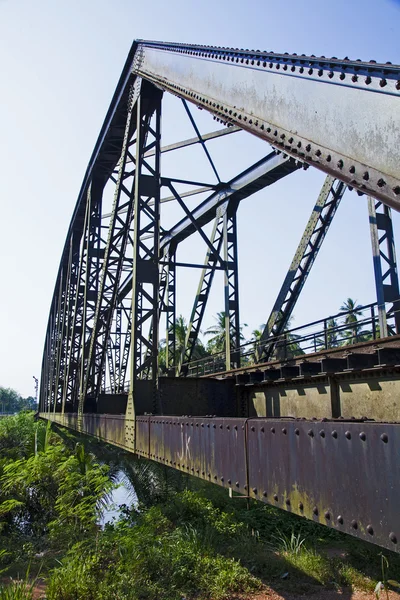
39, 412, 400, 553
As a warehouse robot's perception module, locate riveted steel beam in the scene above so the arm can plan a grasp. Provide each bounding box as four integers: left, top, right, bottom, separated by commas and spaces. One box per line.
80, 79, 145, 407
133, 41, 400, 209
41, 411, 400, 554
117, 153, 299, 305
126, 86, 163, 424
223, 204, 240, 370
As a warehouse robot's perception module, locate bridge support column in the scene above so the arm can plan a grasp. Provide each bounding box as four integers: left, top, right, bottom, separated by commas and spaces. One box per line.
368, 197, 400, 337
126, 84, 163, 448
223, 203, 241, 370
165, 248, 176, 374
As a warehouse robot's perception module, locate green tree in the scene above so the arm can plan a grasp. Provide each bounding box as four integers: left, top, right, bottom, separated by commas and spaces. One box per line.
316, 317, 340, 350
0, 414, 115, 560
204, 311, 247, 355
247, 324, 265, 363
270, 316, 305, 360
0, 388, 20, 413
159, 315, 208, 373
204, 312, 226, 354
339, 298, 370, 344
0, 387, 37, 414
325, 317, 340, 348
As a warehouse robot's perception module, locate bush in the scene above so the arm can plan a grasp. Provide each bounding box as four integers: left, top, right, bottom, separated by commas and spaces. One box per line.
47, 494, 260, 600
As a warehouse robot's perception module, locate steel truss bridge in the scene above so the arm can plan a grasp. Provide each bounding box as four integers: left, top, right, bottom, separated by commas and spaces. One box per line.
40, 40, 400, 552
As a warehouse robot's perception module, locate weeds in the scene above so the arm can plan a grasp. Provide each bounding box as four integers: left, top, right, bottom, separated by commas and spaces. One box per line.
47, 494, 261, 600
273, 530, 306, 555
0, 568, 36, 600
3, 415, 400, 599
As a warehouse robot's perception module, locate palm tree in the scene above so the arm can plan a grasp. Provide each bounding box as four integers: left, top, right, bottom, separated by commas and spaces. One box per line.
271, 315, 305, 360
326, 318, 340, 347
174, 315, 187, 353
339, 298, 369, 344
205, 312, 227, 355
316, 317, 340, 350
204, 311, 247, 355
159, 315, 208, 373
250, 324, 265, 363
340, 298, 363, 323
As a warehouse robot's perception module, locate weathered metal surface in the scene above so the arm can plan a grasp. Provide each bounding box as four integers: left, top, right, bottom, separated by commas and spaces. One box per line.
148, 417, 247, 494
41, 411, 400, 552
38, 38, 400, 555
39, 412, 126, 448
247, 419, 400, 551
258, 176, 346, 362
135, 42, 400, 209
368, 198, 400, 336
82, 414, 126, 447
135, 416, 150, 457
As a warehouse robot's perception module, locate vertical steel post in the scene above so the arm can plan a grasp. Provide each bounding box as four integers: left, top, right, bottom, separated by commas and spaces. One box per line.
80, 81, 140, 406
368, 197, 400, 336
223, 205, 241, 370
52, 274, 65, 413
78, 186, 92, 410
63, 193, 91, 416
115, 306, 122, 389
166, 250, 176, 373
126, 85, 162, 447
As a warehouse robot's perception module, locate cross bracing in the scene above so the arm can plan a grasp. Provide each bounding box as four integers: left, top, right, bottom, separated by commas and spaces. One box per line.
38, 41, 400, 551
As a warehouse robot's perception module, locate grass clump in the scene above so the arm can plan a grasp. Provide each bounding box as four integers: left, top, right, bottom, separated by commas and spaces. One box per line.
0, 572, 36, 600
283, 546, 332, 585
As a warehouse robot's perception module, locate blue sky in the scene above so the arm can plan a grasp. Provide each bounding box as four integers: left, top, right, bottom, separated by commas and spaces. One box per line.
0, 0, 399, 397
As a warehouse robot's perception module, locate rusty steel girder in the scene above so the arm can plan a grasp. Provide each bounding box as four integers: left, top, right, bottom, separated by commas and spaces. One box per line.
43, 411, 400, 551
134, 415, 400, 552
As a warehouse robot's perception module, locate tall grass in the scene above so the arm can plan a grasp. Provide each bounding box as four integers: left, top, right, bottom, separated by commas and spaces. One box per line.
0, 578, 35, 600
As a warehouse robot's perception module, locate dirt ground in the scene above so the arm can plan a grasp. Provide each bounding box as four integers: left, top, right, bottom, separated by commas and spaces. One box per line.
242, 590, 400, 600
4, 580, 400, 599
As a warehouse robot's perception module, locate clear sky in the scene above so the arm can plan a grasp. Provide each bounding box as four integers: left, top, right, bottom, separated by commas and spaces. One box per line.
0, 0, 399, 397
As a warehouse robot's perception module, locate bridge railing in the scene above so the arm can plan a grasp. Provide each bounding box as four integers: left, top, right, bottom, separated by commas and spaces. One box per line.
183, 302, 397, 377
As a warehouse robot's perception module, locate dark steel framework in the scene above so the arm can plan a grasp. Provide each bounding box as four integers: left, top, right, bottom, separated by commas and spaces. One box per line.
257, 176, 347, 362
40, 42, 400, 414
368, 197, 400, 337
39, 40, 400, 550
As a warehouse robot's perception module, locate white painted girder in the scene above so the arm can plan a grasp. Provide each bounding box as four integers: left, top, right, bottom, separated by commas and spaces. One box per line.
132, 41, 400, 210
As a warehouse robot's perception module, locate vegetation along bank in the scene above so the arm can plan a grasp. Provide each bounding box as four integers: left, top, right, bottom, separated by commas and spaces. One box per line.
1, 411, 400, 599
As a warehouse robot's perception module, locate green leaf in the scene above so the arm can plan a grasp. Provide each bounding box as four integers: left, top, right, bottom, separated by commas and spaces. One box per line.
0, 499, 24, 516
